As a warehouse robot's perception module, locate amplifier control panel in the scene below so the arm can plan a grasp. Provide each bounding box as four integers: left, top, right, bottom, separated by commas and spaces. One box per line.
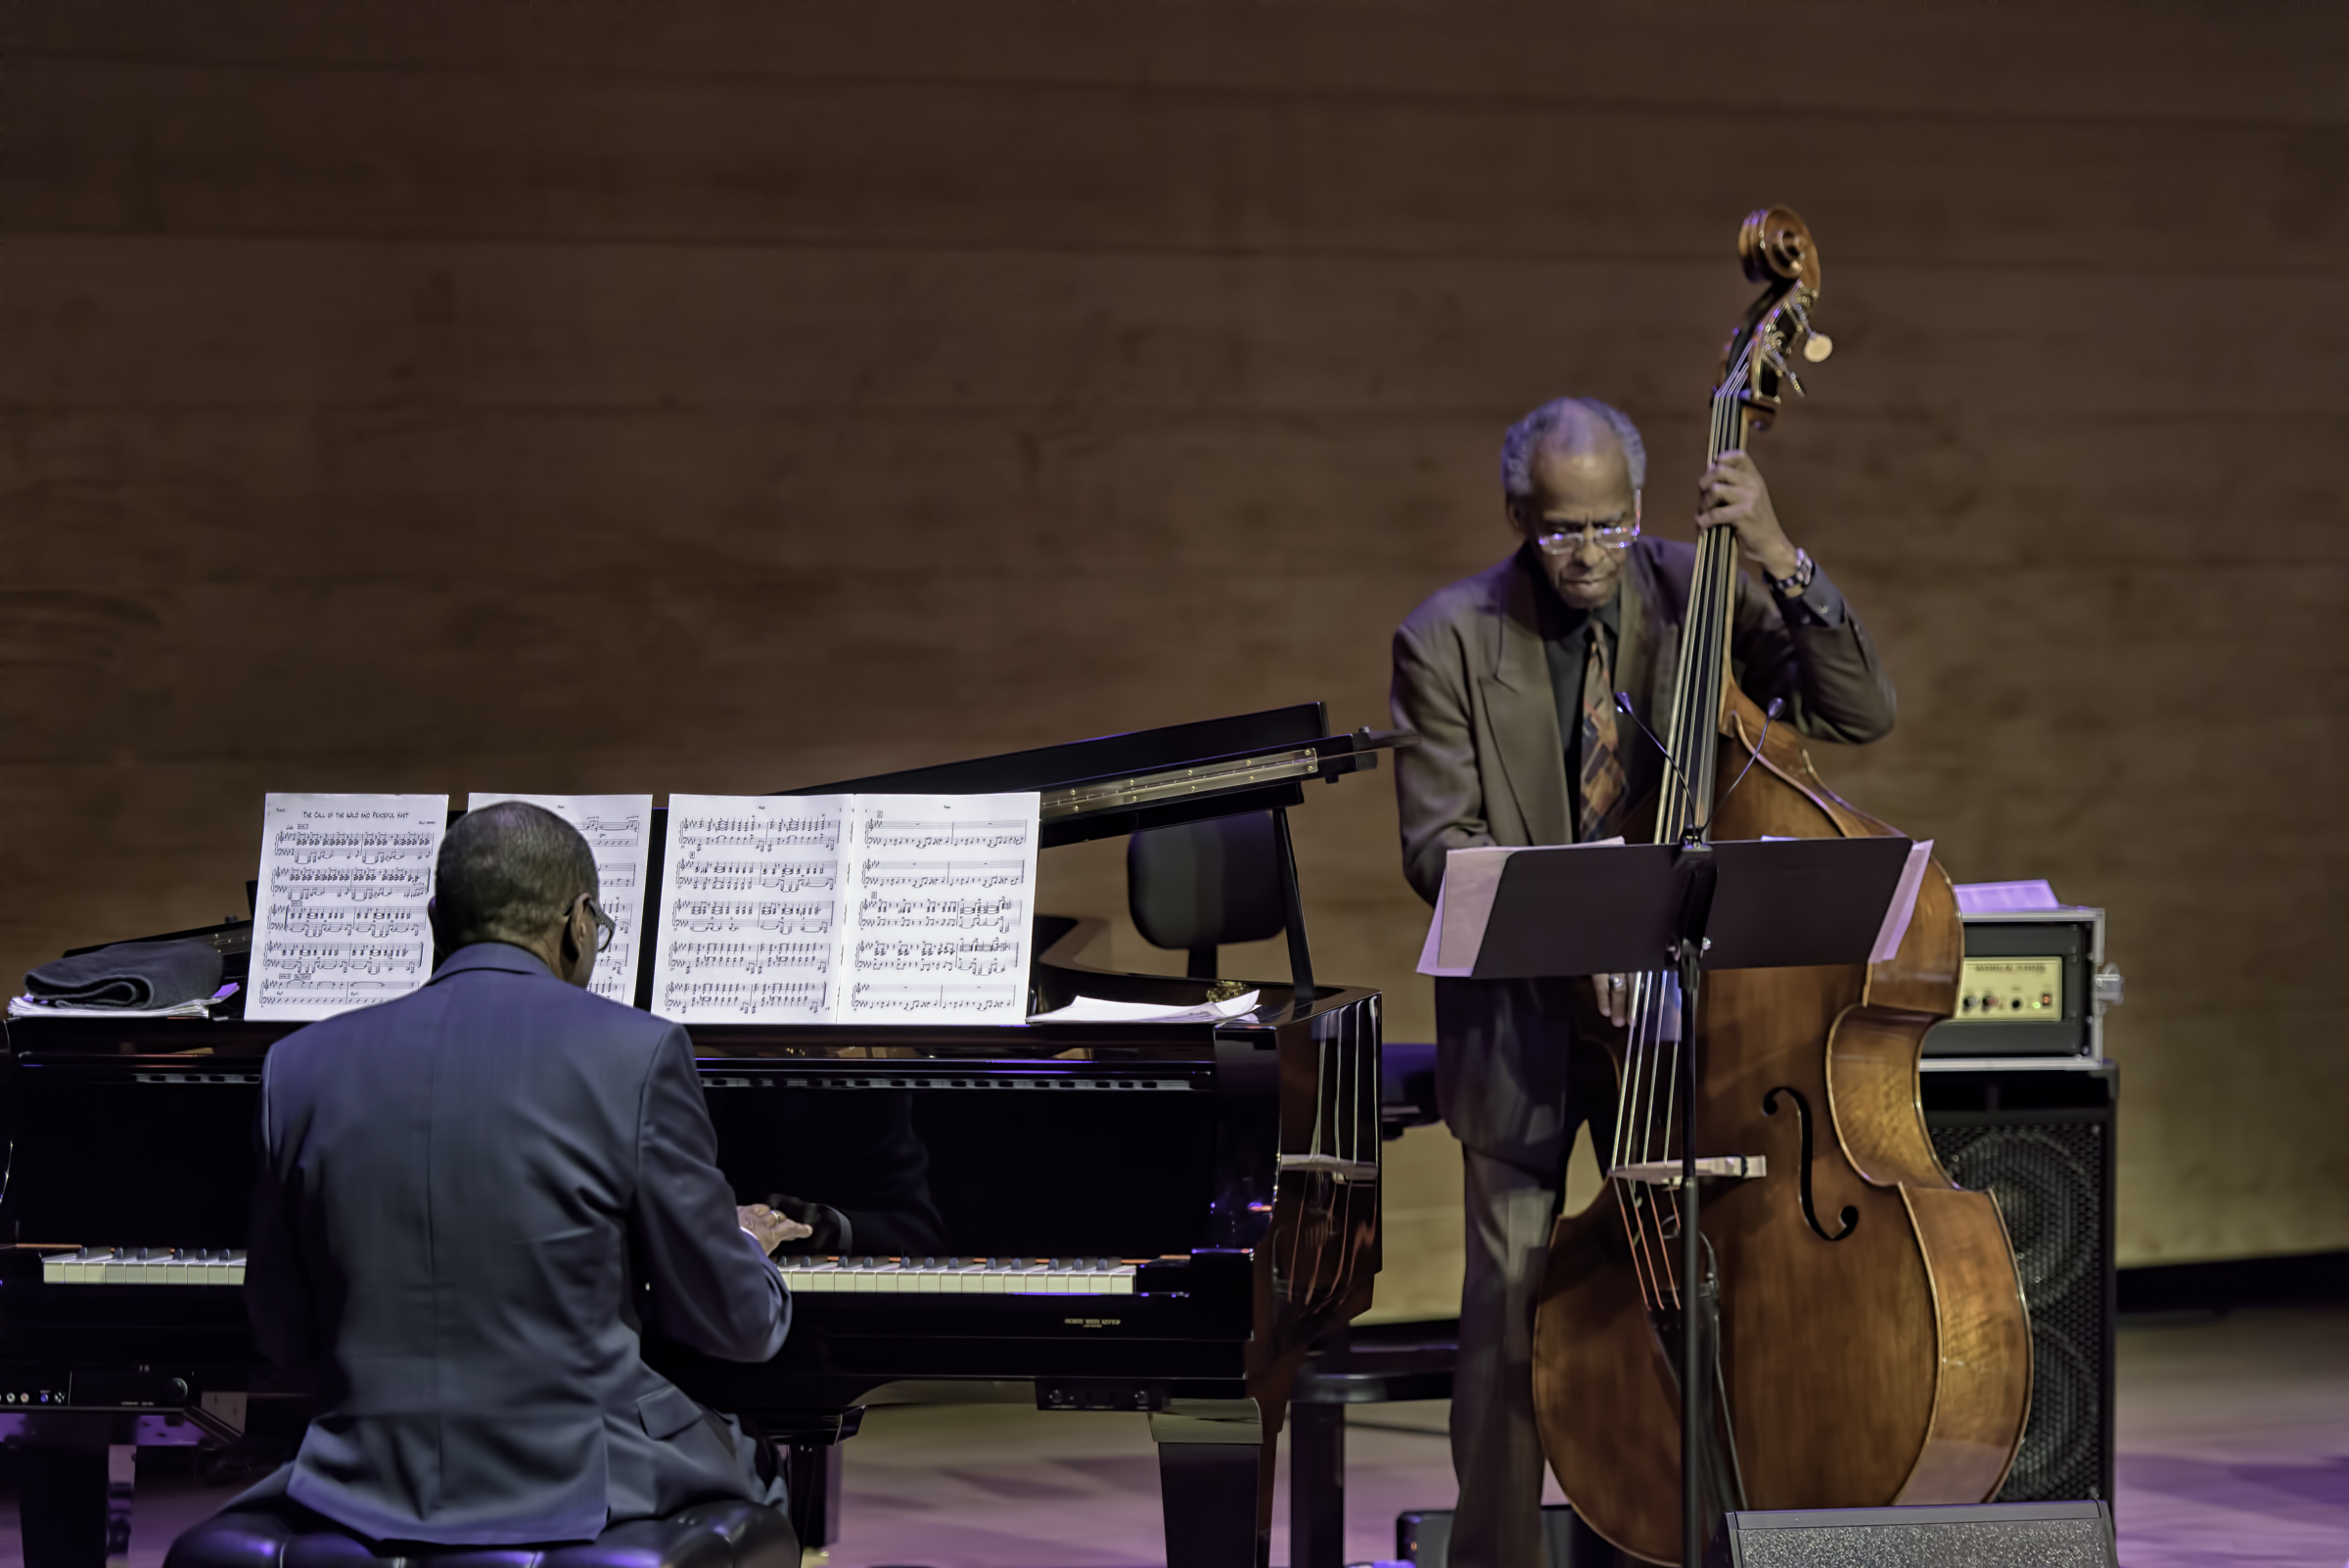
1953, 957, 2066, 1022
1923, 908, 2114, 1058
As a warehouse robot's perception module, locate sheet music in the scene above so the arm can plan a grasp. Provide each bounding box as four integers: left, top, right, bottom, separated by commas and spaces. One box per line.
248, 793, 447, 1022
1418, 839, 1624, 978
648, 791, 1040, 1026
652, 794, 850, 1024
1869, 839, 1937, 963
840, 793, 1039, 1024
467, 793, 654, 1007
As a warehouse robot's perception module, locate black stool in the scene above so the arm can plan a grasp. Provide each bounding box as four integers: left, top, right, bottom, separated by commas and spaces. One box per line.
162, 1498, 799, 1568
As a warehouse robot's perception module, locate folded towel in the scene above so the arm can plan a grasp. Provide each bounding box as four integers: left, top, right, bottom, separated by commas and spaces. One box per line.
25, 940, 224, 1010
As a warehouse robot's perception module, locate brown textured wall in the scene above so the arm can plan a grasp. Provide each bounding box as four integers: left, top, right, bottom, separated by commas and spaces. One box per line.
1, 3, 2342, 1291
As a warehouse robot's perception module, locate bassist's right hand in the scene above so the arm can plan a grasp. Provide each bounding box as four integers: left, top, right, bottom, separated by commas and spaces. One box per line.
1596, 973, 1634, 1028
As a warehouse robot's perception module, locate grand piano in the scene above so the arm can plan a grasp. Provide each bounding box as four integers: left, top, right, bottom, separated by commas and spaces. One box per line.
0, 704, 1396, 1568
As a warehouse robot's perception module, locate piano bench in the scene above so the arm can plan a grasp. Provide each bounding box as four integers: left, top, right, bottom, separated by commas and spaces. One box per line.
162, 1498, 800, 1568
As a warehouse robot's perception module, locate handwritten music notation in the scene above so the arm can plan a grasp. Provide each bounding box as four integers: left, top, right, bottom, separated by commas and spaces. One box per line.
669, 860, 839, 896
664, 940, 831, 975
266, 908, 424, 941
256, 943, 431, 981
856, 894, 1023, 933
248, 794, 447, 1022
852, 938, 1022, 976
651, 791, 1038, 1026
860, 817, 1034, 852
846, 983, 1021, 1016
675, 815, 842, 856
469, 794, 655, 1008
668, 899, 835, 934
859, 859, 1029, 891
660, 979, 830, 1018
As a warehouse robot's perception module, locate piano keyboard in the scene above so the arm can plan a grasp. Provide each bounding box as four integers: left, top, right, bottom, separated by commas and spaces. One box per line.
780, 1257, 1137, 1296
36, 1249, 1140, 1296
42, 1248, 246, 1286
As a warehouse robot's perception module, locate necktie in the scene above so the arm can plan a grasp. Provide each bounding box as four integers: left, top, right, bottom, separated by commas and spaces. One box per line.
1579, 627, 1629, 842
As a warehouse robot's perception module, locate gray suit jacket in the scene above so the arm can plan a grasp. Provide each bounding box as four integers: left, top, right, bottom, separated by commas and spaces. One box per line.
243, 944, 789, 1545
1391, 539, 1897, 1163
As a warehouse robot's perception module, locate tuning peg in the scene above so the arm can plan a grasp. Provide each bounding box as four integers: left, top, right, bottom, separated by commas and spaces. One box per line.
1787, 298, 1834, 363
1763, 346, 1806, 396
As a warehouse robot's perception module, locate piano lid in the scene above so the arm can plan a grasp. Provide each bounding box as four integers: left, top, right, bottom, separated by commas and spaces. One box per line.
775, 702, 1411, 849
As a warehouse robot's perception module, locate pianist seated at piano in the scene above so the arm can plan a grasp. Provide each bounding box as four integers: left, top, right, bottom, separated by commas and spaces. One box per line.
199, 802, 808, 1548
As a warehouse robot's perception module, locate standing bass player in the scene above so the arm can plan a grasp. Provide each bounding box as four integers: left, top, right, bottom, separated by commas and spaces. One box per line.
1389, 395, 1898, 1568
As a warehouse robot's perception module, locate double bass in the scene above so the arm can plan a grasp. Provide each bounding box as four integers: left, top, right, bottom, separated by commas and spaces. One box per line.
1530, 209, 2032, 1563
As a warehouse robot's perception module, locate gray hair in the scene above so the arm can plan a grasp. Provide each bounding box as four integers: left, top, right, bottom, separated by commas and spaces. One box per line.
1498, 397, 1647, 503
436, 801, 598, 947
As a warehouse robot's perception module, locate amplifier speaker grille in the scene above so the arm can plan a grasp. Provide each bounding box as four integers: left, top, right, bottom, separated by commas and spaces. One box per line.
1716, 1500, 2115, 1567
1925, 1105, 2113, 1504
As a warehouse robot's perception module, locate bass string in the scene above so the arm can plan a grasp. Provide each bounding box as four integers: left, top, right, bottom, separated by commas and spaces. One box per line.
1635, 970, 1678, 1304
1611, 351, 1754, 1311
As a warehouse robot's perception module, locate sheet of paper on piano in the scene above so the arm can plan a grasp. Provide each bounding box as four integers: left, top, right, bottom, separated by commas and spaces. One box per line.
468, 793, 654, 1007
247, 793, 448, 1022
650, 791, 1040, 1026
1027, 991, 1262, 1025
841, 792, 1040, 1024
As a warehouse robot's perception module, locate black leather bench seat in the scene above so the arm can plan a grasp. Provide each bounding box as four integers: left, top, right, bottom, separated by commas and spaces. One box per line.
164, 1499, 800, 1568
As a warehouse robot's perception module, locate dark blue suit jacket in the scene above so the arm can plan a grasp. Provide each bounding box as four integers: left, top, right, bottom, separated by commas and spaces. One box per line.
242, 944, 789, 1544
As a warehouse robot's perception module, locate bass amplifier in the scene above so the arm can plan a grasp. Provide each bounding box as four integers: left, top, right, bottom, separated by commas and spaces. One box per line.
1922, 1058, 2117, 1505
1922, 905, 2122, 1057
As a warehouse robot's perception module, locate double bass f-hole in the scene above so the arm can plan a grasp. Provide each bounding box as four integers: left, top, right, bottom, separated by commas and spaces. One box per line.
1762, 1086, 1858, 1243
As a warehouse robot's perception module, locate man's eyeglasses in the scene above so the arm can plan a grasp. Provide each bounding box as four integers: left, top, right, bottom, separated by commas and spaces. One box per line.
580, 897, 618, 954
1521, 512, 1640, 553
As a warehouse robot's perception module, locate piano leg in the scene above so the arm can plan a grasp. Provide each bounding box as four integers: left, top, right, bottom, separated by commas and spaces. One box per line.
1152, 1400, 1278, 1568
18, 1442, 132, 1568
782, 1438, 845, 1551
1288, 1401, 1346, 1568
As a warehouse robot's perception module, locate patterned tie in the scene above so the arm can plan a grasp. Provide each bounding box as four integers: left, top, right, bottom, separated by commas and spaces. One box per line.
1579, 627, 1629, 842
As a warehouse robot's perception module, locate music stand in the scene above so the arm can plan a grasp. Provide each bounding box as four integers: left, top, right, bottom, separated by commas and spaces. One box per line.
1426, 834, 1926, 1568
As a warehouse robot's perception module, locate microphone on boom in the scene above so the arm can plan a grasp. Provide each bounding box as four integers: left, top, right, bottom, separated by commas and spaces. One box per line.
1612, 692, 1787, 831
1613, 692, 1703, 830
1722, 696, 1786, 804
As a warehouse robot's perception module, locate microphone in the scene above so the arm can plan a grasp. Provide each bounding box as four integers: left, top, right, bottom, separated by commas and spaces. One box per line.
1612, 692, 1704, 831
1721, 697, 1787, 803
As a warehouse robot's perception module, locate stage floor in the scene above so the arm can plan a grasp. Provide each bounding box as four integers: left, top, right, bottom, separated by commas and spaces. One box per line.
8, 1307, 2344, 1568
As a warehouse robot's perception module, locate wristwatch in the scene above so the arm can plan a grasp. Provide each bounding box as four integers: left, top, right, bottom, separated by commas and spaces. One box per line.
1766, 547, 1817, 598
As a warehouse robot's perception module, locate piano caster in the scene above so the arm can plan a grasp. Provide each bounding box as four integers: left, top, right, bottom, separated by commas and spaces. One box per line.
1151, 1400, 1276, 1568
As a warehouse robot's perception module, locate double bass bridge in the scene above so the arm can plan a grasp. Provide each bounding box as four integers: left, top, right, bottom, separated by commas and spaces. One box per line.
1608, 1155, 1768, 1187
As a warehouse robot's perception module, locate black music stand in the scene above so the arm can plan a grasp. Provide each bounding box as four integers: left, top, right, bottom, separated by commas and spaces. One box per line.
1437, 835, 1919, 1568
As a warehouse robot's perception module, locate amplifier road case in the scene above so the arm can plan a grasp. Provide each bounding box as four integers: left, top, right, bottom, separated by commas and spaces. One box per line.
1923, 905, 2123, 1058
